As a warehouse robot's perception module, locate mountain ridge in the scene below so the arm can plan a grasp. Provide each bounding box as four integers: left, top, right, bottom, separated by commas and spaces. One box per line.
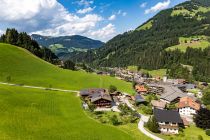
31, 34, 104, 59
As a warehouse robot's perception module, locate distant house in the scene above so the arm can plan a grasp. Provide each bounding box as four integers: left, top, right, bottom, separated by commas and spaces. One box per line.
151, 100, 166, 110
154, 109, 183, 134
135, 85, 148, 94
201, 82, 208, 87
80, 88, 106, 98
160, 85, 186, 103
178, 97, 200, 116
163, 77, 186, 85
135, 94, 146, 104
90, 92, 112, 108
176, 84, 196, 92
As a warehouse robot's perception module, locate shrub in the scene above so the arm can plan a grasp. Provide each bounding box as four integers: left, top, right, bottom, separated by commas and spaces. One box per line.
194, 108, 210, 129
198, 135, 203, 140
109, 85, 117, 93
141, 105, 153, 115
88, 103, 96, 112
147, 116, 160, 133
206, 129, 210, 136
110, 115, 121, 126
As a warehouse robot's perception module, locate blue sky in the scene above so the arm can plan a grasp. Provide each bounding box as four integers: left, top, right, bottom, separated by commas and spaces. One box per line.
59, 0, 187, 34
0, 0, 187, 42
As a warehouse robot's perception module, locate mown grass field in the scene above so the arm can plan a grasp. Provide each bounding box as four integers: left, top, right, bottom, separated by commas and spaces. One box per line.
0, 85, 136, 140
0, 43, 132, 93
127, 66, 166, 77
166, 36, 210, 52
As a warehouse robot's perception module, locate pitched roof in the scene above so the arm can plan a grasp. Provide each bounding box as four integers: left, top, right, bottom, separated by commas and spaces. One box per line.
154, 109, 183, 124
135, 85, 148, 92
135, 94, 146, 103
178, 97, 200, 111
151, 100, 166, 108
80, 88, 105, 96
91, 93, 112, 102
160, 85, 186, 102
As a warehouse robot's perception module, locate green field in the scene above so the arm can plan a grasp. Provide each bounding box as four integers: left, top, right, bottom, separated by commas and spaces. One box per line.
137, 20, 153, 31
171, 6, 210, 20
155, 125, 210, 140
0, 43, 132, 93
166, 36, 210, 52
49, 44, 64, 53
127, 66, 166, 77
0, 85, 136, 140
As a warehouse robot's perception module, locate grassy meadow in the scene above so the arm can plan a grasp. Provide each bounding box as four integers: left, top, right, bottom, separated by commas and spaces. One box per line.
127, 66, 166, 77
155, 125, 210, 140
0, 43, 132, 93
166, 36, 210, 52
0, 85, 136, 140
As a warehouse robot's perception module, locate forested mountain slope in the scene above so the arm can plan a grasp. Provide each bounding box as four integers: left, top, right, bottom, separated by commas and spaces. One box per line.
32, 34, 104, 59
93, 0, 210, 66
70, 0, 210, 82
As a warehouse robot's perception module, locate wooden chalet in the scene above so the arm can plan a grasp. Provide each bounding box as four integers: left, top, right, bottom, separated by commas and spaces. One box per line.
90, 93, 112, 108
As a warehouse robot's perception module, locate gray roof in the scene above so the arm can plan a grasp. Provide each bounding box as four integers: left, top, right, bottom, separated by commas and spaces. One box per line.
91, 93, 112, 102
160, 85, 186, 102
154, 109, 183, 124
135, 95, 146, 103
176, 84, 196, 90
80, 88, 105, 96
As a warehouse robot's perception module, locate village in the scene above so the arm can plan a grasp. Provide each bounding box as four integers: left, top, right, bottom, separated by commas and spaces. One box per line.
80, 67, 209, 137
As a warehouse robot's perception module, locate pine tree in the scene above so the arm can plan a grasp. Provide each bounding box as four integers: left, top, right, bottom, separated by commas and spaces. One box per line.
147, 116, 160, 133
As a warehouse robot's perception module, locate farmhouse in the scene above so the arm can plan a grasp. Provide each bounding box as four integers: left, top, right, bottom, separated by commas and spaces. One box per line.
176, 84, 196, 92
90, 92, 112, 108
154, 109, 183, 134
135, 85, 148, 94
160, 85, 186, 103
178, 97, 200, 116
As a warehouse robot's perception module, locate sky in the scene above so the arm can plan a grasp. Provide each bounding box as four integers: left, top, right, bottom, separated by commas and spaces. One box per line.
0, 0, 187, 42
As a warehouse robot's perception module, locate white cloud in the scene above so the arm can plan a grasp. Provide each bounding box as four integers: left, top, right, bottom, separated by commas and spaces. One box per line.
145, 0, 170, 14
89, 23, 116, 41
108, 14, 116, 21
117, 10, 122, 15
122, 12, 127, 16
0, 30, 3, 35
140, 2, 147, 8
0, 0, 116, 41
74, 0, 94, 7
77, 7, 94, 14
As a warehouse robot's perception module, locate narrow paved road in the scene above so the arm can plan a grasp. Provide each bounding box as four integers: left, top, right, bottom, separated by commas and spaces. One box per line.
123, 97, 163, 140
0, 82, 79, 93
138, 120, 163, 140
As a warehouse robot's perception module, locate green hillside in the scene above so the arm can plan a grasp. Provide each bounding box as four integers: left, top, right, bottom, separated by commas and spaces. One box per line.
0, 84, 138, 140
0, 43, 132, 94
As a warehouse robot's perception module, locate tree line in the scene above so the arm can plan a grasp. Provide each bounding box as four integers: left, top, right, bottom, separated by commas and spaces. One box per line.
0, 28, 58, 63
